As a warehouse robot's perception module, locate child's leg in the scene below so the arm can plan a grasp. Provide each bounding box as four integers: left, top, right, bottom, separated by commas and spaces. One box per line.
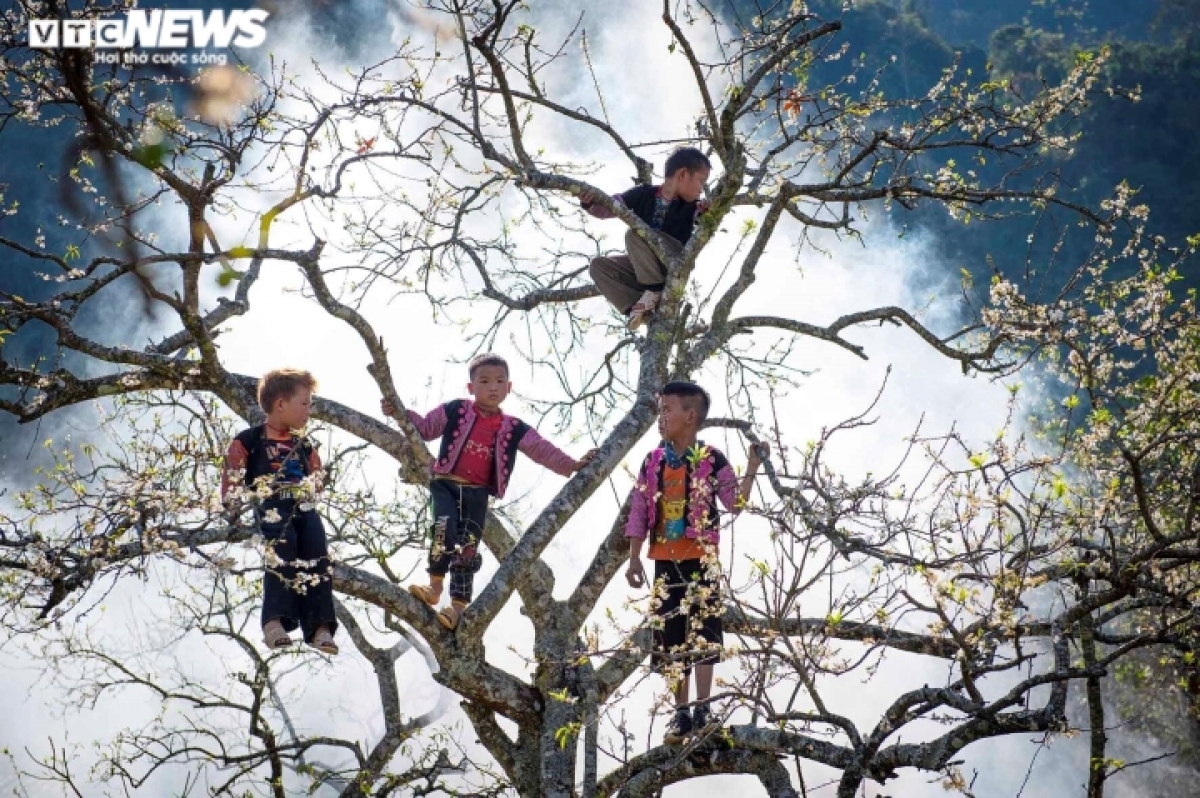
686, 558, 723, 723
623, 228, 680, 291
294, 508, 337, 644
423, 480, 461, 597
693, 664, 713, 702
674, 671, 691, 706
260, 500, 300, 635
588, 253, 642, 315
447, 486, 488, 605
651, 559, 692, 706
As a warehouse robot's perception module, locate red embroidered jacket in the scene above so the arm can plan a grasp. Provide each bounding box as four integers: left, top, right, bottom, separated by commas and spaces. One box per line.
406, 399, 574, 498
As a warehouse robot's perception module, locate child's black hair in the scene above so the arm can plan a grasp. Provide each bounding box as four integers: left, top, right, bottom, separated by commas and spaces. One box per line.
469, 352, 510, 380
661, 381, 711, 424
664, 147, 711, 179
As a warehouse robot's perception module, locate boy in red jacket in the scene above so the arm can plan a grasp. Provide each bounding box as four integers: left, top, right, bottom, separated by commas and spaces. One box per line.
383, 353, 597, 629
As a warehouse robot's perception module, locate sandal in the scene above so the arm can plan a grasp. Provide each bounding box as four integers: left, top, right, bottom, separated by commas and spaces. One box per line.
408, 583, 441, 607
262, 619, 293, 649
309, 626, 339, 656
626, 290, 661, 331
437, 601, 468, 630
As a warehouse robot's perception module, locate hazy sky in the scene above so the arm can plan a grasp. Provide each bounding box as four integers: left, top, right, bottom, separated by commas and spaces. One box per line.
0, 2, 1163, 796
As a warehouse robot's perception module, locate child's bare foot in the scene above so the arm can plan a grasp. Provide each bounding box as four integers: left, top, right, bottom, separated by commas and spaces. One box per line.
437, 600, 468, 630
408, 583, 441, 607
310, 625, 338, 655
626, 290, 661, 331
262, 619, 293, 649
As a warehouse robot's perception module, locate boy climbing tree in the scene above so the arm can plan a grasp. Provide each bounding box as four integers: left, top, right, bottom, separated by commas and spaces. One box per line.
582, 147, 711, 330
382, 353, 598, 630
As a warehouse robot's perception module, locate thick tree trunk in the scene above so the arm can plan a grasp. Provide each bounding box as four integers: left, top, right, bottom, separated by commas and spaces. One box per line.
1082, 609, 1107, 798
540, 696, 581, 798
533, 618, 587, 798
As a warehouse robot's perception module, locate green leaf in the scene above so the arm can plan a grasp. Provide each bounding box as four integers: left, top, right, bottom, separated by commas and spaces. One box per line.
216, 267, 245, 288
132, 142, 171, 169
555, 722, 582, 749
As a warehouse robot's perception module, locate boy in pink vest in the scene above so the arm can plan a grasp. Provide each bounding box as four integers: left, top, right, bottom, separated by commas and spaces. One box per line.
625, 381, 766, 744
382, 353, 597, 629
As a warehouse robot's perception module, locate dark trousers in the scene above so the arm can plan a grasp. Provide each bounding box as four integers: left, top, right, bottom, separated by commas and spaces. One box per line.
427, 479, 489, 602
651, 558, 724, 676
259, 498, 337, 643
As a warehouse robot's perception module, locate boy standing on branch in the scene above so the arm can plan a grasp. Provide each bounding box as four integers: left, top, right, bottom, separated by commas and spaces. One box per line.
382, 353, 598, 630
624, 381, 766, 744
222, 369, 338, 655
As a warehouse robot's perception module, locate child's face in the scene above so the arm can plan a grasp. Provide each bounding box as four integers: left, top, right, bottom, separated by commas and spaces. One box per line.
657, 394, 697, 441
673, 166, 710, 203
273, 387, 312, 430
468, 365, 511, 409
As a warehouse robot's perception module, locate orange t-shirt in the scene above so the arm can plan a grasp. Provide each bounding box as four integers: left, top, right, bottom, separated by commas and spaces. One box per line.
647, 463, 708, 561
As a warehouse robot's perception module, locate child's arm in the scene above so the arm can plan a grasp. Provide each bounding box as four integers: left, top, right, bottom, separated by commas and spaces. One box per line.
518, 427, 595, 475
308, 446, 324, 492
718, 443, 769, 513
580, 188, 624, 220
220, 439, 249, 506
626, 536, 647, 588
381, 399, 447, 441
624, 474, 650, 588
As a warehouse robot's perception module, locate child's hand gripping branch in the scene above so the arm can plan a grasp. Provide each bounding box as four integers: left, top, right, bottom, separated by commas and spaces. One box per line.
573, 448, 600, 472
379, 353, 598, 631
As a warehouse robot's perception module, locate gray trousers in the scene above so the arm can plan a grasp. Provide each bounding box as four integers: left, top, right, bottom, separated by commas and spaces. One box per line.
589, 229, 683, 315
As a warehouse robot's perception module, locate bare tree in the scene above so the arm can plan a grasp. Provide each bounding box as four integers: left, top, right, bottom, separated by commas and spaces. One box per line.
3, 1, 1198, 796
